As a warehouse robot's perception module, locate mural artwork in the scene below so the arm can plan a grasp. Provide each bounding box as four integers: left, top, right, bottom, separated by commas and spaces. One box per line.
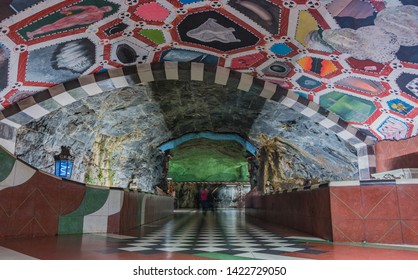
345, 57, 385, 74
7, 91, 33, 104
335, 77, 385, 95
115, 44, 138, 64
296, 76, 322, 90
230, 53, 264, 69
396, 45, 418, 64
262, 61, 291, 77
228, 0, 281, 34
270, 43, 292, 56
0, 44, 9, 91
104, 22, 128, 36
297, 11, 321, 49
10, 0, 44, 12
297, 57, 337, 77
135, 2, 170, 22
139, 29, 165, 44
387, 99, 414, 116
0, 1, 417, 141
26, 38, 95, 83
377, 117, 409, 140
320, 91, 376, 123
160, 49, 218, 65
178, 11, 259, 51
326, 0, 377, 29
318, 4, 418, 63
111, 41, 148, 65
18, 0, 119, 40
397, 73, 418, 99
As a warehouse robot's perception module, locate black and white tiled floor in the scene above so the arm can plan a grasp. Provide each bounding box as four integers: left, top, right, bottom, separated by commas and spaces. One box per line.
119, 209, 325, 260
2, 209, 418, 260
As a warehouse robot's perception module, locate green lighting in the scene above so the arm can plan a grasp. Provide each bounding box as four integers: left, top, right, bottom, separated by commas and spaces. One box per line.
168, 138, 249, 182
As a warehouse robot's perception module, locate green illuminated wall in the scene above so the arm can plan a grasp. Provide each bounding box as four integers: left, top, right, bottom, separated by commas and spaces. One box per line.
168, 139, 249, 182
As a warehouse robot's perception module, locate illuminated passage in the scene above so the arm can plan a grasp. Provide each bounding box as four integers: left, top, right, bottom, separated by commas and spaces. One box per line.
168, 138, 249, 182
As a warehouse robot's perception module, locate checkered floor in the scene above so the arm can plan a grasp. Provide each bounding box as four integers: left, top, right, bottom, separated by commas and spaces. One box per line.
119, 209, 325, 259
1, 209, 418, 260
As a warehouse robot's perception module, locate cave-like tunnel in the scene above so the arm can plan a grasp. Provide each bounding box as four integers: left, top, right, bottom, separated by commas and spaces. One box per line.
1, 0, 418, 262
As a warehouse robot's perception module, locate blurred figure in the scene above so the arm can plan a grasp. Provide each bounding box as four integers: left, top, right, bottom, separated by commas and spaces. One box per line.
200, 186, 209, 215
209, 186, 218, 212
178, 185, 185, 209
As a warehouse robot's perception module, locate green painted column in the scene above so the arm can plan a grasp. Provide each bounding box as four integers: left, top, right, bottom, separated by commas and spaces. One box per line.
0, 148, 16, 182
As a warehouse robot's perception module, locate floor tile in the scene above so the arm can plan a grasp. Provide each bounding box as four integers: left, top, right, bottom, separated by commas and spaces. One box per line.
235, 252, 309, 260
266, 247, 304, 252
1, 209, 418, 260
0, 246, 38, 260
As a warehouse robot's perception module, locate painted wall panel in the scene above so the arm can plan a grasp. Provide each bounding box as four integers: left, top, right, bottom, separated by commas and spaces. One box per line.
119, 191, 140, 233
58, 187, 109, 234
330, 184, 418, 244
82, 189, 124, 233
375, 135, 418, 172
0, 172, 85, 239
0, 150, 174, 239
0, 149, 15, 182
245, 188, 333, 241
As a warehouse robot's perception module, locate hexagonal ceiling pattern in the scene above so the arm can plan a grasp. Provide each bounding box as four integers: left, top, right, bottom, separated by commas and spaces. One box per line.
0, 0, 417, 141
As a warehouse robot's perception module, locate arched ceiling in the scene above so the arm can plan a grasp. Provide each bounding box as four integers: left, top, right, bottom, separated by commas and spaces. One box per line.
14, 81, 359, 190
0, 0, 417, 141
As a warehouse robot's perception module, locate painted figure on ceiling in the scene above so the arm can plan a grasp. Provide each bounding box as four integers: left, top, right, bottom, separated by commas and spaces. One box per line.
186, 18, 241, 43
26, 5, 113, 39
378, 117, 408, 140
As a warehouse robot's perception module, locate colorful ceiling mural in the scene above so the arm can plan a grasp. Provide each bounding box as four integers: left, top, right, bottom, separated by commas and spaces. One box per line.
0, 0, 417, 141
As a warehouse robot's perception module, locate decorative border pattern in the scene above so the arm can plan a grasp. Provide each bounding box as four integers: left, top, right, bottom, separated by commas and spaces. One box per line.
0, 62, 377, 178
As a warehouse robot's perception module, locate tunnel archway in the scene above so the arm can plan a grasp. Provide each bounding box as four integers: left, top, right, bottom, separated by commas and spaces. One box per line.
161, 134, 254, 209
0, 62, 376, 181
158, 131, 258, 156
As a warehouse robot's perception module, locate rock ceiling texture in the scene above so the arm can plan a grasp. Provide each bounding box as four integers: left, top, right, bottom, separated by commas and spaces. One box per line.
15, 82, 358, 189
0, 0, 417, 142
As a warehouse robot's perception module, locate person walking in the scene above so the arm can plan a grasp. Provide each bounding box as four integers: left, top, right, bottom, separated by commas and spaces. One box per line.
200, 186, 209, 215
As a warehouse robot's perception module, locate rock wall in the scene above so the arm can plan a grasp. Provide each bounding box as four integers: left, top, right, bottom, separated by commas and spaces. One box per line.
15, 85, 171, 191
15, 80, 359, 190
173, 182, 250, 209
250, 100, 358, 182
153, 81, 358, 182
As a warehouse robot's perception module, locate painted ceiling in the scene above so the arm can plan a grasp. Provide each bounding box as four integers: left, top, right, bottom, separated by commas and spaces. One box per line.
0, 0, 417, 141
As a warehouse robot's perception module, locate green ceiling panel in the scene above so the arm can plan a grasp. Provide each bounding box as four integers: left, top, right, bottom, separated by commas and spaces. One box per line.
140, 29, 165, 44
168, 138, 249, 182
320, 91, 376, 123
